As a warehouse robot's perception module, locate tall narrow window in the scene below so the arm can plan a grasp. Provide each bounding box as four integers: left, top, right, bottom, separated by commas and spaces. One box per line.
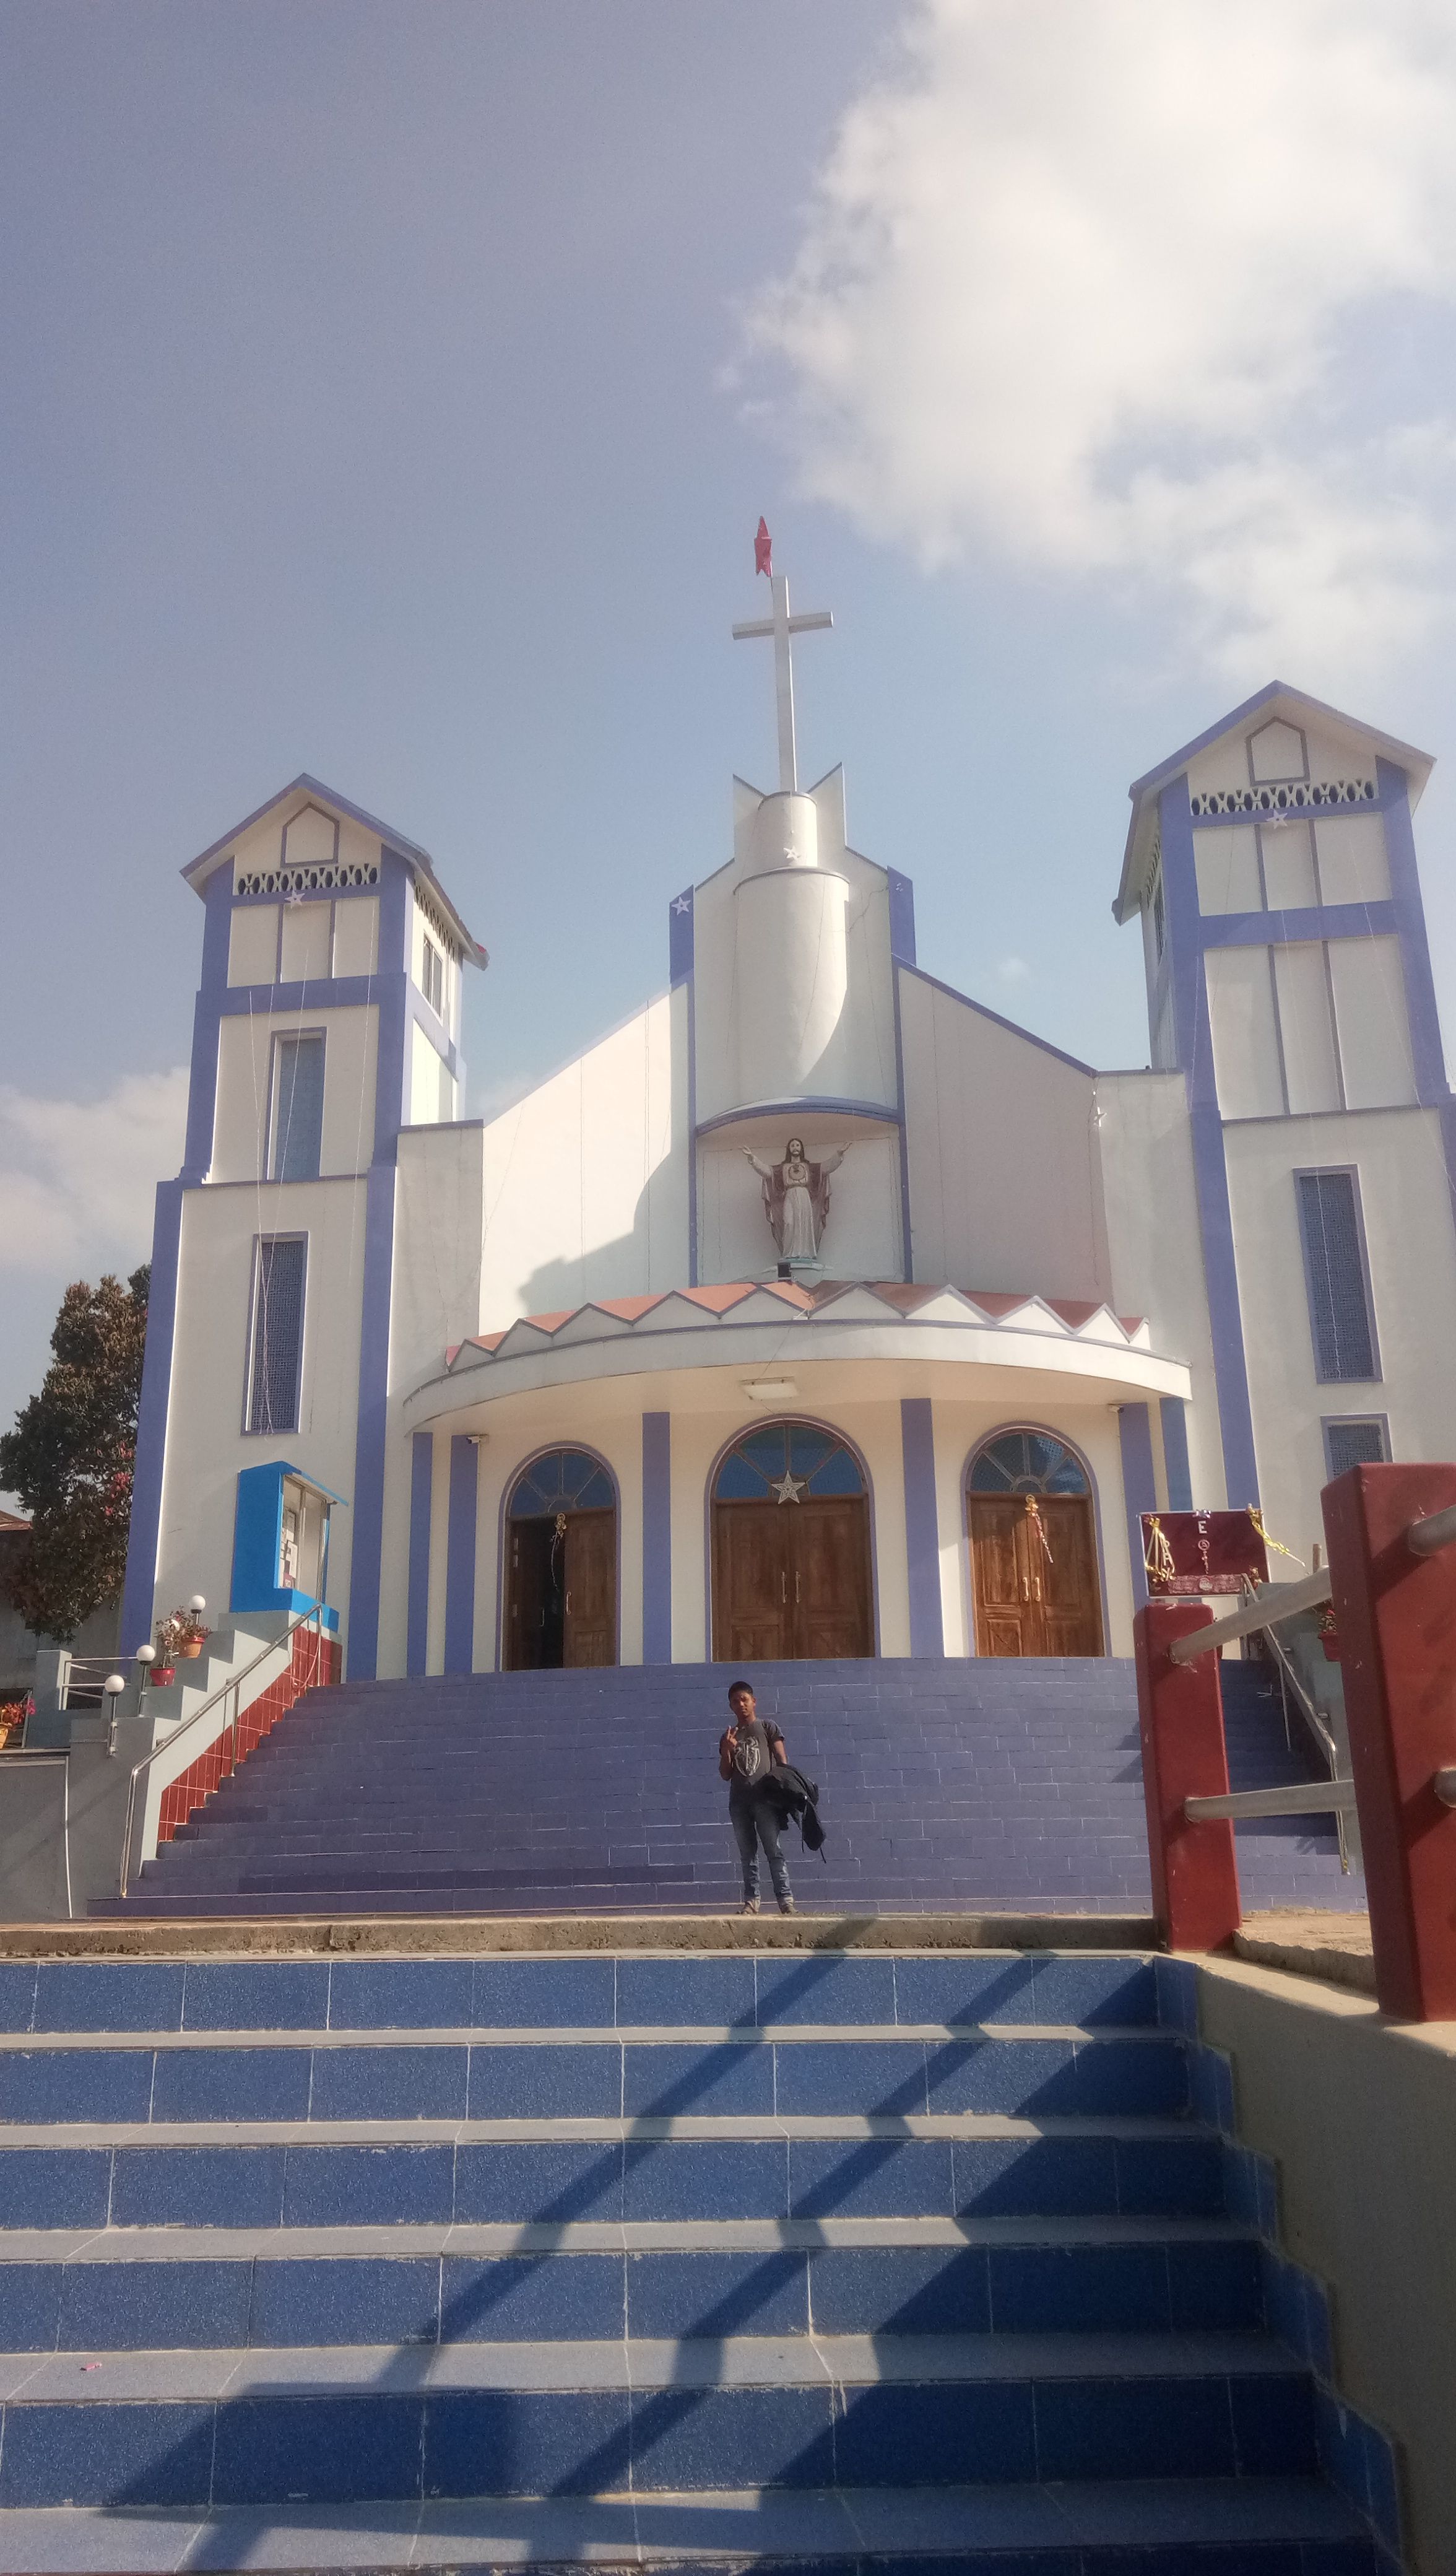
422, 934, 444, 1017
270, 1033, 325, 1181
1323, 1417, 1389, 1477
246, 1237, 306, 1434
1296, 1170, 1377, 1383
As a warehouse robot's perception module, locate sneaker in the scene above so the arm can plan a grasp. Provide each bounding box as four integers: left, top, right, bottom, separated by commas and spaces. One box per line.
778, 1895, 795, 1916
740, 1897, 760, 1915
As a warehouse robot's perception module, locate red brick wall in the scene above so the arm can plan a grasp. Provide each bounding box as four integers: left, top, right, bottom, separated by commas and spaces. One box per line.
155, 1627, 339, 1844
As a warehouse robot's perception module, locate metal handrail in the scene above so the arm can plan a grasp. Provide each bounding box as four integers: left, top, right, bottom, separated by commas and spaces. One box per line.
1408, 1503, 1456, 1558
1250, 1608, 1350, 1873
118, 1604, 326, 1900
1187, 1778, 1357, 1824
1170, 1500, 1456, 1668
1167, 1567, 1333, 1663
1173, 1502, 1456, 1835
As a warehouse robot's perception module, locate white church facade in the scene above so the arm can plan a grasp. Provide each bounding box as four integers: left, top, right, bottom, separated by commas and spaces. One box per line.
119, 567, 1456, 1680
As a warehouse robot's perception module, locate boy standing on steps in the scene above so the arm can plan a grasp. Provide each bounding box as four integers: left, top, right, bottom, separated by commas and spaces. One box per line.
719, 1679, 795, 1916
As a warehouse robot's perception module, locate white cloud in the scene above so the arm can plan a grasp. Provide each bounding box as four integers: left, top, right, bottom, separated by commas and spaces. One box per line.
0, 1071, 187, 1275
747, 0, 1456, 678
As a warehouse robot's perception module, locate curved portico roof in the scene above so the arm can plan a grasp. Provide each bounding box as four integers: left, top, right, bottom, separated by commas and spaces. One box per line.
405, 1279, 1191, 1429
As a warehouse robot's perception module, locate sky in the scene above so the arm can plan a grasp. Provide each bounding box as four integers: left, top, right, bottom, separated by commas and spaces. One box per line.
4, 0, 1456, 1464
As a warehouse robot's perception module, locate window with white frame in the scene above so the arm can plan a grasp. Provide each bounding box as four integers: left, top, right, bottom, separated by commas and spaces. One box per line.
1296, 1170, 1379, 1384
245, 1237, 306, 1434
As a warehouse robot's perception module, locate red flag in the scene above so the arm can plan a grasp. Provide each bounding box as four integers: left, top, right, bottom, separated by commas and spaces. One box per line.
755, 517, 773, 578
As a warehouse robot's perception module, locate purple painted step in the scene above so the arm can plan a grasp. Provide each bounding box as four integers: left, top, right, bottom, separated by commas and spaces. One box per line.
94, 1656, 1366, 1918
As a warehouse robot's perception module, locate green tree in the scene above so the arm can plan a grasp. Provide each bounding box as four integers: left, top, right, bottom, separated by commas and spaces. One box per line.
0, 1268, 150, 1643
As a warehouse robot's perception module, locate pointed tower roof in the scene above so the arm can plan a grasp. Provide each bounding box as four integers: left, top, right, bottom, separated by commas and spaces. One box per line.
1114, 682, 1434, 923
181, 773, 487, 964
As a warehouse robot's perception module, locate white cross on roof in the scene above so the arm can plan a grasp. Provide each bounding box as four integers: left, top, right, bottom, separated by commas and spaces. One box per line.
732, 562, 833, 794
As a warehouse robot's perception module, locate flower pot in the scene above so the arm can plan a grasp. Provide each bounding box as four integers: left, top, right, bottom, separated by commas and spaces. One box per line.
179, 1640, 203, 1660
150, 1666, 175, 1687
1320, 1633, 1341, 1661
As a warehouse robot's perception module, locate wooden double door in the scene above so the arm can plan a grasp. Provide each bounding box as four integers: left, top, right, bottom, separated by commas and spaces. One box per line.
505, 1508, 617, 1669
968, 1494, 1103, 1657
713, 1497, 873, 1662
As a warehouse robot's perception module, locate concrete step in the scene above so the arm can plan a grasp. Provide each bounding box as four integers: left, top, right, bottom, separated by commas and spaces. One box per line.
0, 2117, 1228, 2229
0, 2213, 1265, 2349
0, 2027, 1192, 2126
0, 2474, 1380, 2569
0, 2330, 1321, 2505
0, 1953, 1161, 2032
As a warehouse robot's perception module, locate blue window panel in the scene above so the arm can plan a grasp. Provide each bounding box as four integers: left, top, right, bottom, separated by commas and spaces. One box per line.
507, 1448, 614, 1518
1298, 1172, 1376, 1382
271, 1033, 325, 1181
714, 1422, 864, 1502
1324, 1417, 1387, 1477
969, 1430, 1089, 1497
245, 1238, 306, 1435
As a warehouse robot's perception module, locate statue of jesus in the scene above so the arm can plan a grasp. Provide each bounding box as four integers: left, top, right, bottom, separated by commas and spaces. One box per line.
743, 1137, 847, 1264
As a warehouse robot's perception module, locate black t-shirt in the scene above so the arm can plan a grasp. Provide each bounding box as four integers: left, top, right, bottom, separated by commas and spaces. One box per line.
727, 1717, 782, 1809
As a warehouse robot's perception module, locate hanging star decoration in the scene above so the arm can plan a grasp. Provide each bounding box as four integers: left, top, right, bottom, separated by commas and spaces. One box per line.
772, 1469, 806, 1505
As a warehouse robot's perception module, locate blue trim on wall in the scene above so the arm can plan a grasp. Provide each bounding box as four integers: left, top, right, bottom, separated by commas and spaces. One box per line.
669, 889, 694, 984
346, 848, 411, 1678
899, 1397, 942, 1655
407, 1432, 433, 1678
181, 871, 233, 1183
695, 1095, 899, 1136
1159, 1396, 1194, 1512
1376, 759, 1449, 1105
898, 963, 1097, 1076
1161, 779, 1261, 1508
1198, 900, 1397, 951
686, 967, 698, 1288
891, 963, 914, 1282
1117, 1405, 1157, 1613
219, 975, 379, 1018
888, 870, 917, 966
641, 1411, 672, 1664
444, 1435, 478, 1675
119, 1180, 185, 1655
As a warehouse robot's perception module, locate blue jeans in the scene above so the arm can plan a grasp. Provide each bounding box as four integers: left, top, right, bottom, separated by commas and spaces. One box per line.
731, 1798, 791, 1904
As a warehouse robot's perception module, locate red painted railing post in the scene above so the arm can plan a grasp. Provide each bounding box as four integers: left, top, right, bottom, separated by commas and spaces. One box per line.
1133, 1598, 1242, 1952
1322, 1463, 1456, 2022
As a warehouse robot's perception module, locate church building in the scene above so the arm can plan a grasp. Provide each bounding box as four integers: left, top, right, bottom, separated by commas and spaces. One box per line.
119, 552, 1456, 1682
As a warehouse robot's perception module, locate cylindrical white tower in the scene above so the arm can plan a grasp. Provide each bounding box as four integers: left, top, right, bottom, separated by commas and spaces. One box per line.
734, 791, 850, 1102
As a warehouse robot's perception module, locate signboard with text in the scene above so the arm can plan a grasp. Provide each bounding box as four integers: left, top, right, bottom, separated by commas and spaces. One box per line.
1141, 1508, 1270, 1598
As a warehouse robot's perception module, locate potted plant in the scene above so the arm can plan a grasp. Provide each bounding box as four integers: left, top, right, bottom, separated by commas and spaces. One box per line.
155, 1608, 211, 1667
1319, 1604, 1341, 1661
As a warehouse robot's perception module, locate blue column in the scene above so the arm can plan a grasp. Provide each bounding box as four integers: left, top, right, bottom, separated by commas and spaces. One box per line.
347, 846, 411, 1679
1118, 1404, 1158, 1612
407, 1432, 434, 1678
1161, 777, 1260, 1507
642, 1412, 672, 1665
899, 1397, 943, 1656
1159, 1396, 1194, 1512
443, 1435, 479, 1676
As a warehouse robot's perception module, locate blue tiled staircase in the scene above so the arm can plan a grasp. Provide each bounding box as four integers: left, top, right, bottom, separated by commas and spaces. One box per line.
100, 1656, 1364, 1920
0, 1947, 1397, 2568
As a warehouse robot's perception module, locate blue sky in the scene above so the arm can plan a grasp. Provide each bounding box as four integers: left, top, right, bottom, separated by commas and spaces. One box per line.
4, 0, 1456, 1455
